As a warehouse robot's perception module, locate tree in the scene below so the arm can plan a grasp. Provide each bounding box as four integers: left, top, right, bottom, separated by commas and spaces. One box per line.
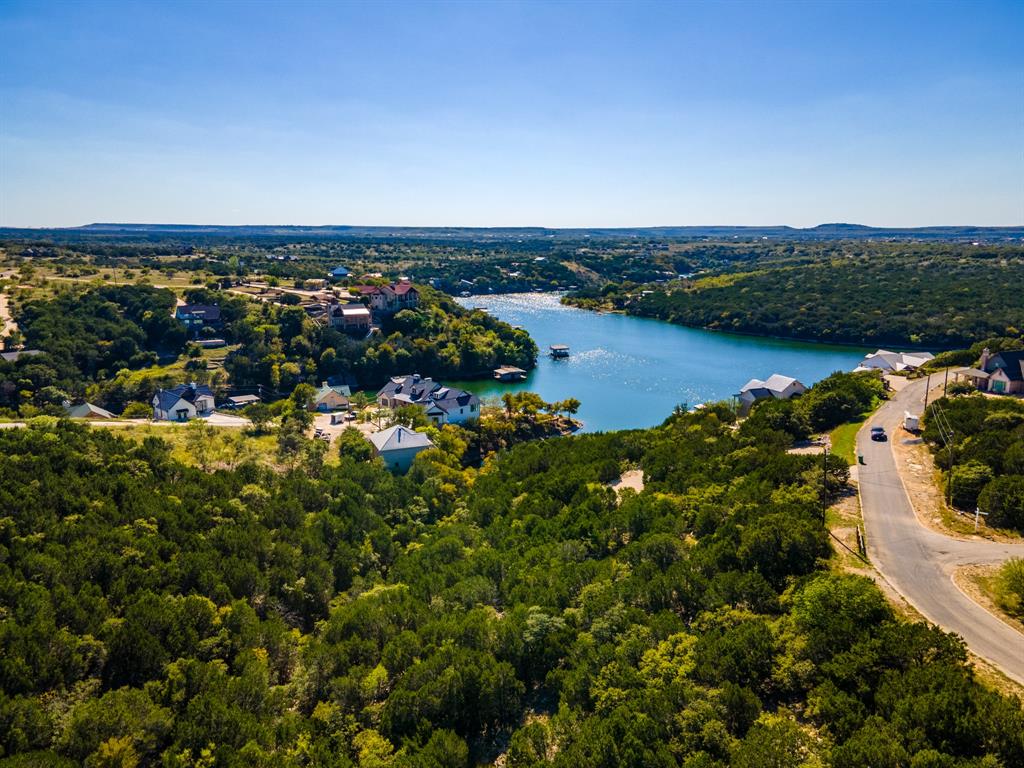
978, 475, 1024, 529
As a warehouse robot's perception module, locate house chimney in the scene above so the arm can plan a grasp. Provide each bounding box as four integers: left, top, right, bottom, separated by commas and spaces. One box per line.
980, 347, 991, 371
412, 373, 420, 383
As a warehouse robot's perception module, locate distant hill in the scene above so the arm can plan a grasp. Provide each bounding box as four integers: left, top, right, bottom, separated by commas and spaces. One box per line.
2, 222, 1022, 243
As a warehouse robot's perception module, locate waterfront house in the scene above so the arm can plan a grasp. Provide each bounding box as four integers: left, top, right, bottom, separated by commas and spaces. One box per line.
738, 373, 807, 411
376, 374, 480, 425
152, 382, 215, 421
367, 425, 433, 473
347, 281, 420, 317
855, 349, 934, 373
309, 382, 352, 412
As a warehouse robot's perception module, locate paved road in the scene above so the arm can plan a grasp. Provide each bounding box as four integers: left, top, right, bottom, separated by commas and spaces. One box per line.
858, 377, 1024, 683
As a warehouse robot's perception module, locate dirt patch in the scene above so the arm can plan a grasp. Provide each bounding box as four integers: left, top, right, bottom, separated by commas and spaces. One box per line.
609, 469, 645, 499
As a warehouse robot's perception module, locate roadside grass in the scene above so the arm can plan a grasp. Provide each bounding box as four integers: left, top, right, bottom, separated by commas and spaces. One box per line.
103, 422, 282, 468
829, 420, 862, 465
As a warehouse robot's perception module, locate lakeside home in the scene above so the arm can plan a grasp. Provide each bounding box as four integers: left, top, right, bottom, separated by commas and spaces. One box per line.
377, 374, 480, 425
737, 373, 807, 412
855, 349, 934, 373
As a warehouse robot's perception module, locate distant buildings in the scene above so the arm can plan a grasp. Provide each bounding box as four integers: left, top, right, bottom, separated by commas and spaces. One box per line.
738, 373, 807, 412
152, 382, 215, 421
328, 265, 351, 279
367, 425, 433, 472
376, 374, 480, 425
855, 349, 934, 373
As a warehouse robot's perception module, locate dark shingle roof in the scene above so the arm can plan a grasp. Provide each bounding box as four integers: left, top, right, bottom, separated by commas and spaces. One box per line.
989, 350, 1024, 382
177, 304, 221, 321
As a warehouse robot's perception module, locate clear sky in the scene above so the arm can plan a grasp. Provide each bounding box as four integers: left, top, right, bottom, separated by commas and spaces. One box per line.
1, 0, 1021, 228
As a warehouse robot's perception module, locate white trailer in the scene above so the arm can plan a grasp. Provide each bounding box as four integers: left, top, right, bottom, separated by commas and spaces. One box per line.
904, 411, 920, 432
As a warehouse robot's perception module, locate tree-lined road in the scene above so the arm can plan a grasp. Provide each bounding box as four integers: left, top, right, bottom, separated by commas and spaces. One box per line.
858, 377, 1024, 683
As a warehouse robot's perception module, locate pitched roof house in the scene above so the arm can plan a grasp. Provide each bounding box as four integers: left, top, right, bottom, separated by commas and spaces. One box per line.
328, 265, 351, 278
309, 382, 352, 412
855, 349, 934, 373
175, 304, 222, 325
347, 281, 420, 316
738, 373, 807, 411
327, 303, 372, 334
376, 374, 480, 425
367, 425, 433, 472
980, 348, 1024, 395
152, 382, 216, 421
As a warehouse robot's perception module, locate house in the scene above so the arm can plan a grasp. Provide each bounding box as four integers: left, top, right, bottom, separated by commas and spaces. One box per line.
65, 401, 116, 419
367, 425, 433, 473
152, 382, 216, 421
175, 304, 222, 336
376, 374, 480, 425
855, 349, 934, 373
225, 394, 261, 409
328, 265, 350, 279
977, 347, 1024, 395
347, 281, 420, 317
327, 302, 372, 334
309, 382, 352, 412
738, 373, 807, 411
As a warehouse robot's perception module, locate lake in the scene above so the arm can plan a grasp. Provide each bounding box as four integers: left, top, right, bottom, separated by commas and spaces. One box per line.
450, 293, 869, 432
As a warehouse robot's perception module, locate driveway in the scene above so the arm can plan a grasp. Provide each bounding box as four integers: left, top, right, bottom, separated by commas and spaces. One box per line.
858, 376, 1024, 683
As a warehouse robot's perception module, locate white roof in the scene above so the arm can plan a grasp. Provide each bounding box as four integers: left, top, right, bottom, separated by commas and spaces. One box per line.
340, 306, 370, 317
763, 373, 802, 391
740, 373, 803, 395
367, 425, 433, 453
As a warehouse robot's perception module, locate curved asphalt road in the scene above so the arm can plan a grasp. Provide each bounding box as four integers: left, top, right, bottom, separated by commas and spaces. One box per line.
858, 377, 1024, 683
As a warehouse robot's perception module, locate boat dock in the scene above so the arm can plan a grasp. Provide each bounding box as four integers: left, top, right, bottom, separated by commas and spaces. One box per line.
549, 344, 570, 358
494, 366, 528, 381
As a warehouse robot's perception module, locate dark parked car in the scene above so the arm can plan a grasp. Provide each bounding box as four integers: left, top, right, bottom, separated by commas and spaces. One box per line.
870, 426, 887, 442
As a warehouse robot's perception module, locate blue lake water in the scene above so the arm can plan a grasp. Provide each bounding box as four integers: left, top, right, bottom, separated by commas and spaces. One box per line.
450, 293, 869, 432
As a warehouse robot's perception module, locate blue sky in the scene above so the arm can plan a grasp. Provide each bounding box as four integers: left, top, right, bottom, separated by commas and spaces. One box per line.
1, 0, 1021, 227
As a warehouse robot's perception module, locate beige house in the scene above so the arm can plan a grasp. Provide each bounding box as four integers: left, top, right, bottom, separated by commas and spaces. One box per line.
309, 382, 352, 412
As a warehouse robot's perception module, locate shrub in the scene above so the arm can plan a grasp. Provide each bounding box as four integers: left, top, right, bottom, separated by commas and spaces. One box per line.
993, 558, 1024, 619
979, 475, 1024, 530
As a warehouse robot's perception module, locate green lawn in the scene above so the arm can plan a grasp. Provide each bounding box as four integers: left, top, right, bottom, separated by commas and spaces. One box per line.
830, 419, 864, 465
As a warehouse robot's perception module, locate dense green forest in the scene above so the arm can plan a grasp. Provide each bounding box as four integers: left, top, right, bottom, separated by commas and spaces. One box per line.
2, 388, 1022, 766
565, 243, 1024, 348
0, 284, 535, 416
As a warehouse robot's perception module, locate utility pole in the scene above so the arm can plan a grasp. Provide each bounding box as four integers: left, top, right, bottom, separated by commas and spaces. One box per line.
923, 373, 931, 412
943, 367, 949, 397
822, 444, 829, 522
